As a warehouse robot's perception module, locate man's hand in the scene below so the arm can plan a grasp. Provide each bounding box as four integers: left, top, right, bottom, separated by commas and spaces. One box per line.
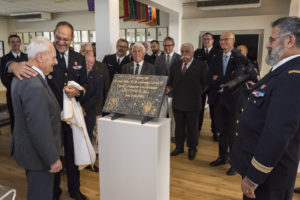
64, 86, 80, 98
212, 75, 218, 80
165, 87, 171, 94
49, 159, 62, 173
241, 176, 258, 199
10, 61, 37, 80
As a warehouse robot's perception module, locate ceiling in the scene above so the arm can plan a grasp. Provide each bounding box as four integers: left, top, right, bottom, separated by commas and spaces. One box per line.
0, 0, 291, 19
0, 0, 88, 16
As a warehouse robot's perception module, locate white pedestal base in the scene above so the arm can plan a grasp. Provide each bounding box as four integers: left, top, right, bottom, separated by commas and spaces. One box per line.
98, 115, 170, 200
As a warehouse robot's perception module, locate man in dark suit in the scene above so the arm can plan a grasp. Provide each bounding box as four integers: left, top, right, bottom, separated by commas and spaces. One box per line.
207, 31, 243, 175
122, 43, 156, 75
150, 40, 162, 64
194, 32, 219, 140
0, 34, 28, 133
80, 44, 110, 115
230, 17, 300, 200
11, 37, 62, 200
102, 38, 130, 82
155, 36, 181, 141
8, 21, 88, 200
168, 43, 208, 160
142, 42, 154, 64
81, 54, 100, 142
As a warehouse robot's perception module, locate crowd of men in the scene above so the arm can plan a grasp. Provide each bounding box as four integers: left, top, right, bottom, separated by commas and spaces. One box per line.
1, 16, 300, 200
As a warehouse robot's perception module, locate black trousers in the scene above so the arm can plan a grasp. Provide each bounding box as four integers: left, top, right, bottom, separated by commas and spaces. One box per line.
173, 109, 199, 151
198, 90, 216, 134
26, 169, 54, 200
53, 122, 80, 197
213, 96, 237, 159
85, 113, 96, 142
6, 92, 14, 134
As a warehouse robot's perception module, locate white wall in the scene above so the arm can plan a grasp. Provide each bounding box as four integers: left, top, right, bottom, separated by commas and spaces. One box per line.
0, 17, 9, 91
182, 14, 285, 76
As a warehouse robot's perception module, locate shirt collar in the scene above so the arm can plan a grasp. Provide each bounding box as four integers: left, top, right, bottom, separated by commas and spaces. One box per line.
167, 51, 175, 58
223, 51, 232, 57
182, 58, 194, 69
206, 46, 213, 53
271, 54, 300, 71
134, 60, 144, 66
32, 66, 45, 80
11, 51, 21, 58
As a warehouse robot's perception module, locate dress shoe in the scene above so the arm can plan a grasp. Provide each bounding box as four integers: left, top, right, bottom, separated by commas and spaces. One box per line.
171, 137, 175, 143
294, 187, 300, 193
209, 157, 228, 167
170, 148, 184, 156
69, 191, 87, 200
188, 149, 197, 160
226, 167, 238, 176
86, 165, 99, 172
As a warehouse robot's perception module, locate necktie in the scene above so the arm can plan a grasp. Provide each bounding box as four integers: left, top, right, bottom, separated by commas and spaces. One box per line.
16, 55, 20, 61
60, 53, 67, 69
205, 49, 209, 55
117, 58, 120, 65
166, 54, 170, 65
135, 63, 140, 75
182, 63, 188, 75
223, 54, 228, 75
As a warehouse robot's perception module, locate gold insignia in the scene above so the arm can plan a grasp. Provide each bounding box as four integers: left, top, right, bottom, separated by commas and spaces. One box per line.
260, 84, 266, 89
251, 157, 274, 174
288, 70, 300, 74
143, 101, 156, 115
47, 75, 52, 79
107, 98, 118, 110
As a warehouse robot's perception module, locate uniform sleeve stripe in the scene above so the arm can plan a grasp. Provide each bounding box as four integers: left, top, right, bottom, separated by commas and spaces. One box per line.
288, 70, 300, 74
251, 157, 274, 174
82, 88, 86, 96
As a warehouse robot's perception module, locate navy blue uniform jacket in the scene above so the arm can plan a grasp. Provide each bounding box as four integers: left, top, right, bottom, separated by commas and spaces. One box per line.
230, 56, 300, 188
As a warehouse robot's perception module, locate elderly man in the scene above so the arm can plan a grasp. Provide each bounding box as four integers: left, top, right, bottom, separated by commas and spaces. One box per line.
102, 38, 130, 82
230, 17, 300, 200
194, 32, 219, 140
80, 44, 110, 115
207, 31, 244, 175
0, 34, 28, 133
81, 53, 100, 142
168, 43, 208, 160
11, 37, 62, 200
121, 43, 156, 75
8, 21, 88, 200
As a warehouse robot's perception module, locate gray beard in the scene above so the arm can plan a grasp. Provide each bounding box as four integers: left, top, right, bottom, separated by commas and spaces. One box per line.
265, 43, 285, 66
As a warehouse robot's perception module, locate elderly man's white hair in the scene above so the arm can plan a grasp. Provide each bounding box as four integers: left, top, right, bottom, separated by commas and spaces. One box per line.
132, 42, 146, 54
181, 43, 194, 52
27, 36, 52, 59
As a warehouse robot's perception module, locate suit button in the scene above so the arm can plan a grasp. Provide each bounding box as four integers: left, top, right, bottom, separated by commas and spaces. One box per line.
236, 120, 239, 124
248, 97, 250, 101
235, 132, 239, 136
254, 100, 256, 104
65, 73, 68, 76
241, 108, 244, 113
64, 83, 67, 86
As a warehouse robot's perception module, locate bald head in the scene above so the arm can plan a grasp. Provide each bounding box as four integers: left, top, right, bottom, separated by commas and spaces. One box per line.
237, 44, 248, 57
220, 31, 235, 53
80, 44, 94, 56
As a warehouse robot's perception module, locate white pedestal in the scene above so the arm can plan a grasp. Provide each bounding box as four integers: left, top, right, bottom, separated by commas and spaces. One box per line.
98, 115, 170, 200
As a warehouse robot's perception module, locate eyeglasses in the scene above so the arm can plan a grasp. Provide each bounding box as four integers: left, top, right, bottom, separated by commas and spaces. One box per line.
117, 45, 128, 49
163, 44, 174, 47
268, 34, 290, 44
203, 38, 213, 41
55, 35, 72, 43
219, 38, 234, 42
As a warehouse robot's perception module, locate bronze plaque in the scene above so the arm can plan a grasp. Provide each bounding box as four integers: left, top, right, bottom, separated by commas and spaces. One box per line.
103, 74, 168, 118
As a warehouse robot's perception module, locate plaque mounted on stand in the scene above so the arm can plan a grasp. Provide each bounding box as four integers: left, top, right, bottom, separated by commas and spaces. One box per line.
103, 74, 168, 124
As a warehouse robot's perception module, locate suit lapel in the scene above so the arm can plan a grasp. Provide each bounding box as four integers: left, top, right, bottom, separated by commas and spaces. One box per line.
129, 62, 134, 74
37, 74, 61, 109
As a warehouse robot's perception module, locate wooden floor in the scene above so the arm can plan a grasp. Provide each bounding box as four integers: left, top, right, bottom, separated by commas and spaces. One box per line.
1, 110, 300, 200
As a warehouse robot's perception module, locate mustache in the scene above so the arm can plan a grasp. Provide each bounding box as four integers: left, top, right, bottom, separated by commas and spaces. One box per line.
181, 55, 191, 59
